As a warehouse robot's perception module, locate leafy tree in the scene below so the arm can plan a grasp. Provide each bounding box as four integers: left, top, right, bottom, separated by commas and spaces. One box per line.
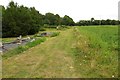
28, 7, 43, 34
54, 14, 61, 25
91, 18, 95, 22
16, 6, 32, 35
94, 20, 101, 25
2, 1, 45, 37
2, 1, 18, 37
45, 13, 56, 25
76, 19, 119, 26
61, 15, 75, 26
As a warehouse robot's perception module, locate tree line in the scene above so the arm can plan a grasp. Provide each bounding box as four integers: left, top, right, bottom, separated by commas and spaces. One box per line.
1, 1, 75, 37
1, 1, 119, 38
76, 18, 120, 26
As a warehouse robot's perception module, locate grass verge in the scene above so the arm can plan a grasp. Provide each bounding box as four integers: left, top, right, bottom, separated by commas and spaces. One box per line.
2, 37, 46, 59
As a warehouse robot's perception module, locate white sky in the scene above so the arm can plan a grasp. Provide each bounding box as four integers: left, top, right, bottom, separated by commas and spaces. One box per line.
0, 0, 119, 22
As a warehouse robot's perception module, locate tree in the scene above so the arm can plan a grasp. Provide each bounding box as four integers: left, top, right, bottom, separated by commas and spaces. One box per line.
2, 1, 19, 37
16, 6, 32, 35
2, 1, 41, 37
45, 13, 56, 25
94, 20, 101, 25
91, 18, 95, 25
2, 1, 46, 37
76, 19, 119, 26
91, 18, 95, 22
54, 14, 61, 25
28, 7, 43, 34
61, 15, 75, 26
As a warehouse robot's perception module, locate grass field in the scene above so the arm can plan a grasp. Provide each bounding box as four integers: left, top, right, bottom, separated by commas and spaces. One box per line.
2, 26, 118, 78
72, 26, 118, 77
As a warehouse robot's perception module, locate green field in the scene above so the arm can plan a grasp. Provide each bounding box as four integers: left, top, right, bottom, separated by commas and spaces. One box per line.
2, 25, 118, 78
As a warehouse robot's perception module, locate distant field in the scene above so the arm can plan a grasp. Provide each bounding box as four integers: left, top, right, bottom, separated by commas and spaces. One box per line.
2, 25, 118, 78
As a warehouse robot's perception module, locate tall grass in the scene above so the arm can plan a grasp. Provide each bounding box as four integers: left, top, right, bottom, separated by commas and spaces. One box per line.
79, 26, 118, 51
72, 26, 118, 78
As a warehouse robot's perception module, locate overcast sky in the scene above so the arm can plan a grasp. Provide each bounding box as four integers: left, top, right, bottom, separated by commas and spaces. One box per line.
0, 0, 119, 22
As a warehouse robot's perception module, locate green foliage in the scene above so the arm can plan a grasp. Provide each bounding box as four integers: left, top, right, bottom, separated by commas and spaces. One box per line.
54, 14, 61, 25
2, 1, 43, 37
44, 13, 62, 26
45, 13, 56, 25
3, 37, 46, 59
76, 18, 119, 26
2, 1, 75, 38
61, 15, 75, 26
43, 24, 49, 28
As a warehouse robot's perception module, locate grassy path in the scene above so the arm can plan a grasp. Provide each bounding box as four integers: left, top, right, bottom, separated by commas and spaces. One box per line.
2, 26, 118, 78
3, 28, 79, 78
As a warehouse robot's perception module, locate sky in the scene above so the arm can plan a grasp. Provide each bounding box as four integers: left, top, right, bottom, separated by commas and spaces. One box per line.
0, 0, 119, 22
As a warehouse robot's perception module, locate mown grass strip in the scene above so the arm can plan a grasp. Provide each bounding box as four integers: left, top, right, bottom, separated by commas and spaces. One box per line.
2, 37, 46, 59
